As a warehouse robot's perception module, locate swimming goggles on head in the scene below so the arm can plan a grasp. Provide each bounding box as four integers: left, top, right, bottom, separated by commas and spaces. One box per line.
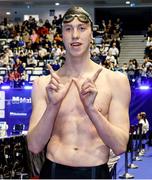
62, 14, 91, 24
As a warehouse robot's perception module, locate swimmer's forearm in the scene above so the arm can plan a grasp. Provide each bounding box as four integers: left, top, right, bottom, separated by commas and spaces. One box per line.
85, 106, 129, 155
27, 103, 61, 154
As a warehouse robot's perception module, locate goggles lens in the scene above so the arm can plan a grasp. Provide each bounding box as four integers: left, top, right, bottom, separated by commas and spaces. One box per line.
63, 14, 90, 24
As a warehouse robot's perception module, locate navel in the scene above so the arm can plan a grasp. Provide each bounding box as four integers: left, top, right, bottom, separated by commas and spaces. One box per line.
74, 147, 79, 151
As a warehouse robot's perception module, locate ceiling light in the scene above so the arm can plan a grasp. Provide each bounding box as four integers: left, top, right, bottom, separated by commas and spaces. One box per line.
126, 1, 130, 4
1, 85, 10, 90
55, 2, 60, 6
138, 85, 150, 90
130, 3, 135, 7
6, 12, 11, 15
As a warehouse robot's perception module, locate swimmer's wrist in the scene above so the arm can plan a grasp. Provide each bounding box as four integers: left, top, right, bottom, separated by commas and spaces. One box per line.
48, 101, 61, 108
85, 105, 96, 112
85, 105, 102, 113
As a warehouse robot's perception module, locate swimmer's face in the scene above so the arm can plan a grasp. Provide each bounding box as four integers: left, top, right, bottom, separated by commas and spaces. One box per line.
62, 17, 92, 57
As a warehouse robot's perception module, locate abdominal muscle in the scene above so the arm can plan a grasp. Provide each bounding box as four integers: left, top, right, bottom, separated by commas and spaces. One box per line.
46, 112, 110, 167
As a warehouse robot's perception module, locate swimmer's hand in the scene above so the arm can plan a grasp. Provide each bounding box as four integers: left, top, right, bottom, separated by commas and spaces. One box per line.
73, 68, 102, 109
46, 64, 72, 105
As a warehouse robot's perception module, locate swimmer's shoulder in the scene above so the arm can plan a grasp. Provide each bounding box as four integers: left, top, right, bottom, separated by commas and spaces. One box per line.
101, 66, 129, 83
33, 75, 51, 86
31, 75, 51, 96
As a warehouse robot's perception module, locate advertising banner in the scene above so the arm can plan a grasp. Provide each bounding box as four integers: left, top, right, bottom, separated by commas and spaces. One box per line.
0, 89, 32, 135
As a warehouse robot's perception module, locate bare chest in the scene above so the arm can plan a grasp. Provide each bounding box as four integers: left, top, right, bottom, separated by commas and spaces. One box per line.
58, 80, 111, 118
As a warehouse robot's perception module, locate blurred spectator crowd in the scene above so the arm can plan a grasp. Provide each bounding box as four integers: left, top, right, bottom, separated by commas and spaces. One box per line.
0, 14, 151, 88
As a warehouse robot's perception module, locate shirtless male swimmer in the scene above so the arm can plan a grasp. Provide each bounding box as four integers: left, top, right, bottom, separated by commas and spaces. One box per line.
27, 6, 131, 179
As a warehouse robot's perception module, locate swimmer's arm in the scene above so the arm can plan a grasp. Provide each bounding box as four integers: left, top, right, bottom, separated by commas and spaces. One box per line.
27, 77, 60, 154
85, 74, 131, 155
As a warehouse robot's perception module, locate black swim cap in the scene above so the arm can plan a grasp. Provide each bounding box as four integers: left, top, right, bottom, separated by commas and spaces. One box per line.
62, 6, 93, 30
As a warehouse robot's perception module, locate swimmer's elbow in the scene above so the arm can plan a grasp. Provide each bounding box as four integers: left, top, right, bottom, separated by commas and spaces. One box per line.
113, 131, 129, 155
113, 144, 127, 156
27, 135, 43, 154
28, 143, 41, 154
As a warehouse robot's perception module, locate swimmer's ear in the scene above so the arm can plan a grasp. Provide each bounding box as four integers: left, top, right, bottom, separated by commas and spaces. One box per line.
90, 35, 94, 44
